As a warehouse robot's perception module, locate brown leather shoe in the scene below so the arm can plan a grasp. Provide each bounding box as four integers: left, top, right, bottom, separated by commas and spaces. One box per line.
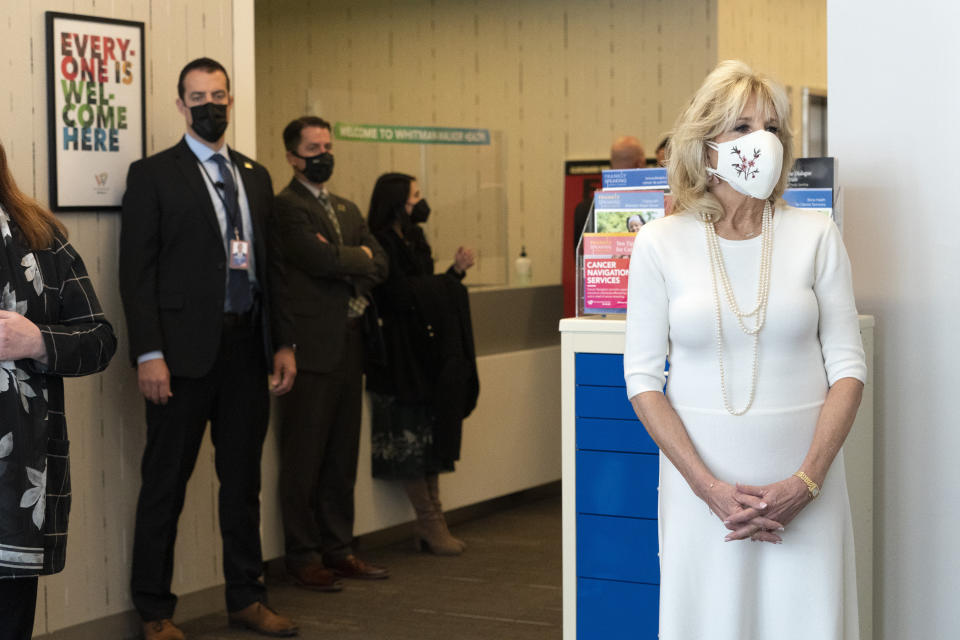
328, 554, 390, 580
228, 602, 298, 637
142, 619, 185, 640
288, 563, 343, 592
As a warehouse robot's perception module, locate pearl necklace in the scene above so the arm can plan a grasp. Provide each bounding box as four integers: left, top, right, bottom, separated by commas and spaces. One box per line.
703, 201, 774, 415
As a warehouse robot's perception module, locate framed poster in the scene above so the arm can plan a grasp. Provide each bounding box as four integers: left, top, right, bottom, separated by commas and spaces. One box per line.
45, 12, 145, 211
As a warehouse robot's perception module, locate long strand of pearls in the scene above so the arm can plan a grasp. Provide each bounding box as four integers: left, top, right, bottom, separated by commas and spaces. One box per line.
704, 201, 773, 416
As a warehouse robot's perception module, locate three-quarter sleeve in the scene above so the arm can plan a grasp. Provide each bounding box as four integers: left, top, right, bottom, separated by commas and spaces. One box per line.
624, 229, 670, 399
813, 220, 867, 385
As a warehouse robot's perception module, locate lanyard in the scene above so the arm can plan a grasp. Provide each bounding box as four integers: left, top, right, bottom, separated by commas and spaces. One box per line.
197, 156, 243, 239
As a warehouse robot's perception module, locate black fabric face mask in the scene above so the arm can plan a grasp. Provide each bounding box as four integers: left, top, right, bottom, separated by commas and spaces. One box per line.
189, 102, 229, 143
410, 199, 431, 224
295, 151, 334, 184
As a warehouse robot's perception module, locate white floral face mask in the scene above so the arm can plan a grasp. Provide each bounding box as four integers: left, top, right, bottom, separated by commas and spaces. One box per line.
706, 129, 783, 200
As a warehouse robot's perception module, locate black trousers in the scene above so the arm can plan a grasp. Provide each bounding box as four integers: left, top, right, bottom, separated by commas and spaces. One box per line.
130, 319, 270, 621
279, 326, 364, 566
0, 576, 38, 640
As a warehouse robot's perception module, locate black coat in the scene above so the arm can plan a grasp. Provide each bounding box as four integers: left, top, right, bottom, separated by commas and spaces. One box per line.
367, 226, 478, 461
0, 213, 116, 577
119, 137, 292, 376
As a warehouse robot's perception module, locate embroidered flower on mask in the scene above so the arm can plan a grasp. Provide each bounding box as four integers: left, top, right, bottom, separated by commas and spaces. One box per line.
730, 146, 762, 180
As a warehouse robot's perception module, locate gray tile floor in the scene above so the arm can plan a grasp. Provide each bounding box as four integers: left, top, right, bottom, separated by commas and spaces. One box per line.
179, 496, 562, 639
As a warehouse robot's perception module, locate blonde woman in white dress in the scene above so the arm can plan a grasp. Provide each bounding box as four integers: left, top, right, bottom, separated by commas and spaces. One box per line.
624, 60, 866, 639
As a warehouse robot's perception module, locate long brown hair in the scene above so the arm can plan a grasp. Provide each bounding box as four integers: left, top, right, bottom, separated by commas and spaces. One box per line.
0, 142, 67, 249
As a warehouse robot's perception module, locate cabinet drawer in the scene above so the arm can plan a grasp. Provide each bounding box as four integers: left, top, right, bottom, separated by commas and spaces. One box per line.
575, 385, 636, 420
576, 450, 658, 518
576, 417, 658, 454
577, 514, 659, 584
577, 577, 659, 639
575, 352, 625, 387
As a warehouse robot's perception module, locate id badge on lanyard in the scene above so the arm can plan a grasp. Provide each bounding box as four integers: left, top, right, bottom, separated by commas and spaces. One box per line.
230, 231, 250, 270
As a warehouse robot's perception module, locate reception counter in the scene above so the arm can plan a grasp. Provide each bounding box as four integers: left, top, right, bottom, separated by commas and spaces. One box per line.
560, 315, 875, 640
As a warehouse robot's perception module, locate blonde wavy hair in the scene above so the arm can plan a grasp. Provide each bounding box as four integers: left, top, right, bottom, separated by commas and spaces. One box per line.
667, 60, 794, 222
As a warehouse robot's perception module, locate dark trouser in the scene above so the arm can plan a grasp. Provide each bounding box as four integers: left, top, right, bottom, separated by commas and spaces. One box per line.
130, 319, 270, 621
279, 326, 364, 566
0, 576, 38, 640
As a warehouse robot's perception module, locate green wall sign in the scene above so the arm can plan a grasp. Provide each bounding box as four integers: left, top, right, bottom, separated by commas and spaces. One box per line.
334, 122, 490, 145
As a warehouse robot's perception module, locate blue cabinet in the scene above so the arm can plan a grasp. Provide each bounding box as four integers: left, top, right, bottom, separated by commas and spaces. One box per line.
574, 352, 659, 638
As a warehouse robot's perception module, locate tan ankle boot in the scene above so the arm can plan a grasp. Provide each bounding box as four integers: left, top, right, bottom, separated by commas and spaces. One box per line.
426, 474, 466, 551
142, 619, 185, 640
404, 477, 462, 555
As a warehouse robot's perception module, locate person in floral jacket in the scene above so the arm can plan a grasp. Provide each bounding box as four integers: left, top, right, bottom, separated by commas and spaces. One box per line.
0, 141, 116, 639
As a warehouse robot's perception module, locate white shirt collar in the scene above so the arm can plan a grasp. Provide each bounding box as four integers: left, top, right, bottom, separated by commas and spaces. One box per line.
296, 176, 327, 200
184, 133, 230, 165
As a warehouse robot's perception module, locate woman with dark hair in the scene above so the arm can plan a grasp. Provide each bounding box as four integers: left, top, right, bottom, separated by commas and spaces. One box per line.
366, 173, 478, 556
0, 141, 116, 638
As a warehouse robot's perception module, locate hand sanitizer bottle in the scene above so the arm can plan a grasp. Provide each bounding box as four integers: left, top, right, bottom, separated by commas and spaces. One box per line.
515, 246, 532, 286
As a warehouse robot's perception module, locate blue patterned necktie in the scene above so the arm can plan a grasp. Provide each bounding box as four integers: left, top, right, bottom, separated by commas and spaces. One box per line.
211, 154, 252, 313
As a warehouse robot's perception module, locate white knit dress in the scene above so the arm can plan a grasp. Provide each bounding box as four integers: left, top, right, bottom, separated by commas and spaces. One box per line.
624, 206, 866, 640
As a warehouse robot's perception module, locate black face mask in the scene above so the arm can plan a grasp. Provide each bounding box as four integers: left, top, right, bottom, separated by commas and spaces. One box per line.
189, 102, 229, 143
410, 198, 431, 224
295, 151, 334, 184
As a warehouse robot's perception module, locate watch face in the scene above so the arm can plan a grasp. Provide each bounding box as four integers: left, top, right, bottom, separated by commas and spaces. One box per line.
811, 487, 820, 498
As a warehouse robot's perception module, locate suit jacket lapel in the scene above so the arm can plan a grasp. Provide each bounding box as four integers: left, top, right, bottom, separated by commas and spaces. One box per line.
231, 149, 267, 261
173, 138, 222, 242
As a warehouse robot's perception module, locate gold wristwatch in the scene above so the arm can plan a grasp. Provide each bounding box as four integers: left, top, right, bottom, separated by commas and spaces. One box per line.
793, 470, 820, 499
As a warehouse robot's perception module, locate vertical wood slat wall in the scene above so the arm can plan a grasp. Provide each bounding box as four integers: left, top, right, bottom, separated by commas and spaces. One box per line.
0, 0, 235, 634
254, 0, 719, 288
254, 0, 826, 288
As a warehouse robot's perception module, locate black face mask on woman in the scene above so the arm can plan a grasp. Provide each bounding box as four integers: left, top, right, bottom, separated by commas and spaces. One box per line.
410, 199, 431, 224
189, 102, 229, 143
294, 151, 335, 184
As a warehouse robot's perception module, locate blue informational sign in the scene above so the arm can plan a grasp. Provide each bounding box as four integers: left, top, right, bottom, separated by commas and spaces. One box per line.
594, 190, 665, 211
782, 188, 833, 209
601, 168, 668, 190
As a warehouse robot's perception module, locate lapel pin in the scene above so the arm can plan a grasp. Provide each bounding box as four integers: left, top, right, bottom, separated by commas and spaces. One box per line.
244, 162, 253, 170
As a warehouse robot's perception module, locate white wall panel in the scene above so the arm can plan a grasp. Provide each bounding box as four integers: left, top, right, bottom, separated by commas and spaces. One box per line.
828, 3, 960, 638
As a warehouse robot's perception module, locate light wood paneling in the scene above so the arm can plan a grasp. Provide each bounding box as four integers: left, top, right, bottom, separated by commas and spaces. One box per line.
717, 0, 827, 151
255, 0, 718, 286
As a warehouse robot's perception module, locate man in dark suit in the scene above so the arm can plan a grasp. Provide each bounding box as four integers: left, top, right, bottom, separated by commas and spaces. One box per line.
272, 116, 389, 590
119, 58, 298, 640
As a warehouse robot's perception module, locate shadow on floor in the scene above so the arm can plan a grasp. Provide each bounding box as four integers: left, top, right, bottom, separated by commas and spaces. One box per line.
178, 496, 562, 640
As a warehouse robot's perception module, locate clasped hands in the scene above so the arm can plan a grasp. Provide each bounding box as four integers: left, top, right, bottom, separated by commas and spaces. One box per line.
702, 475, 812, 544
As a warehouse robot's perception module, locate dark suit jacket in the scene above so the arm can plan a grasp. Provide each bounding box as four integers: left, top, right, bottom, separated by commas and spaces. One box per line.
272, 178, 388, 373
119, 137, 293, 378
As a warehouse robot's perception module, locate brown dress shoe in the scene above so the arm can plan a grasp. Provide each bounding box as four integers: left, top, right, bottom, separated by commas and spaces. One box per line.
328, 554, 390, 580
142, 618, 185, 640
288, 563, 343, 592
228, 602, 298, 637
